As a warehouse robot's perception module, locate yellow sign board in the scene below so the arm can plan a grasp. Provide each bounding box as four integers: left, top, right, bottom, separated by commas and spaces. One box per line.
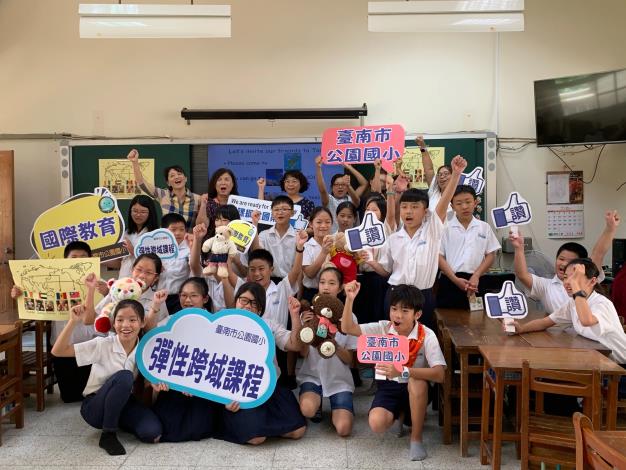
400, 147, 445, 189
98, 158, 155, 200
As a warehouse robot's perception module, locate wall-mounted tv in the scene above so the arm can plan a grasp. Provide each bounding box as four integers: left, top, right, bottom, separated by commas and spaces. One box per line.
534, 68, 626, 146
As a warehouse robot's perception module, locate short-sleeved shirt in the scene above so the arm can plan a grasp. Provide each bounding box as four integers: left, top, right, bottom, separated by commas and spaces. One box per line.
96, 288, 169, 325
139, 184, 201, 231
303, 237, 323, 289
75, 335, 138, 396
440, 216, 500, 273
297, 314, 358, 396
529, 274, 568, 314
427, 180, 454, 222
259, 225, 297, 279
119, 229, 148, 279
234, 276, 298, 328
549, 291, 626, 364
379, 210, 445, 289
159, 239, 191, 295
360, 320, 446, 371
327, 194, 350, 234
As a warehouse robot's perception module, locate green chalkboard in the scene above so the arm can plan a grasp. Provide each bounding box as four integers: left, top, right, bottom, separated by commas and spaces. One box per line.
71, 145, 191, 226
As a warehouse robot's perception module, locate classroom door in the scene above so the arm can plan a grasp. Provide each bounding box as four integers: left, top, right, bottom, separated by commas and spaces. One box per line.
0, 150, 16, 324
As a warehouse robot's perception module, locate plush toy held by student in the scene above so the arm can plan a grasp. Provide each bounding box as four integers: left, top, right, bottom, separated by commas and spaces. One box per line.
299, 294, 344, 358
327, 232, 361, 284
95, 277, 145, 334
201, 225, 238, 278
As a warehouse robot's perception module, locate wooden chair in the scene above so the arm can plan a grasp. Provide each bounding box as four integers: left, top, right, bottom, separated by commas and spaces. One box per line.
574, 412, 626, 469
0, 321, 24, 445
520, 360, 602, 470
21, 320, 55, 411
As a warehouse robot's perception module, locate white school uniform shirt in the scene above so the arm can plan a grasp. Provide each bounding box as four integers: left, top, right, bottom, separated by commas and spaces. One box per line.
259, 225, 297, 279
51, 321, 98, 345
96, 288, 169, 324
297, 314, 358, 396
360, 320, 446, 371
327, 194, 350, 234
360, 221, 394, 273
119, 229, 148, 278
427, 180, 454, 222
206, 276, 226, 312
75, 335, 138, 396
159, 239, 191, 295
234, 276, 298, 328
440, 216, 500, 273
303, 237, 323, 289
549, 291, 626, 364
529, 272, 607, 314
379, 210, 445, 290
265, 318, 296, 378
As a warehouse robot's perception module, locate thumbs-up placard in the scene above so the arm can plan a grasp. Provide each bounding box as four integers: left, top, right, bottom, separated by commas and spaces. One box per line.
484, 281, 528, 319
290, 213, 309, 231
345, 211, 386, 251
459, 167, 485, 195
491, 191, 532, 229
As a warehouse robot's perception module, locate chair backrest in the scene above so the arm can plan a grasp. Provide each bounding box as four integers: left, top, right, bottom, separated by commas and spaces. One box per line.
521, 360, 601, 425
0, 321, 22, 354
574, 412, 626, 470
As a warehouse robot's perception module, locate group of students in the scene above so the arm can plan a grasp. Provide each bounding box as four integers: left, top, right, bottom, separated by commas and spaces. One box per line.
12, 144, 626, 462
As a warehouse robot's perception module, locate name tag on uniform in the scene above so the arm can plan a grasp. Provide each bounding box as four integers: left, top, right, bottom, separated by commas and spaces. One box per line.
417, 240, 427, 247
478, 234, 486, 239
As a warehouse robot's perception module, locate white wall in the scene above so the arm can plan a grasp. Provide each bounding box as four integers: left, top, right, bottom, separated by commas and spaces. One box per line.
1, 0, 625, 262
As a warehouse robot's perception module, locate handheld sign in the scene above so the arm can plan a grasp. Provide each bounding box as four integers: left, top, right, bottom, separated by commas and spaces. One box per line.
459, 167, 486, 195
357, 334, 409, 373
345, 211, 386, 252
227, 195, 307, 230
134, 229, 179, 260
322, 124, 405, 173
137, 308, 277, 409
491, 191, 532, 230
31, 187, 127, 261
227, 220, 257, 254
484, 281, 528, 332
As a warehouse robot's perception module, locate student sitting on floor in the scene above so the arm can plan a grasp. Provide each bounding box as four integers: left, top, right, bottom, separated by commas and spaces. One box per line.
341, 280, 446, 461
437, 184, 500, 309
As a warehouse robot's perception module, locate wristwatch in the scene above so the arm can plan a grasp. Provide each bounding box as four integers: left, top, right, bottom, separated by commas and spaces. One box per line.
401, 367, 410, 380
420, 147, 427, 153
572, 290, 588, 299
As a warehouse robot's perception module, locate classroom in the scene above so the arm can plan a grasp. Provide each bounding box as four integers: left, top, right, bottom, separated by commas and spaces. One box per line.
1, 0, 626, 469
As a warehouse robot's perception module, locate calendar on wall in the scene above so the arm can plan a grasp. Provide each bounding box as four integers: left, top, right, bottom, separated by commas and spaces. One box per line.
547, 204, 584, 238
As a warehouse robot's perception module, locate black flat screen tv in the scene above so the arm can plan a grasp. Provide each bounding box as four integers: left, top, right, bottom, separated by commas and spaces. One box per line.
534, 68, 626, 146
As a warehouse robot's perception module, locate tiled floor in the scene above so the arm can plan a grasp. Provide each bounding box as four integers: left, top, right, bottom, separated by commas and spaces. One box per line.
2, 382, 521, 470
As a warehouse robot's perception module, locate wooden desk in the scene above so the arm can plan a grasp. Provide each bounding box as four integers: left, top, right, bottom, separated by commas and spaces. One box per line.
478, 345, 625, 470
521, 327, 611, 354
591, 431, 626, 461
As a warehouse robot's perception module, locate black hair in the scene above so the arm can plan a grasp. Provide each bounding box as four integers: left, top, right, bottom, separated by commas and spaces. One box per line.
336, 201, 357, 217
163, 165, 186, 185
309, 206, 333, 223
127, 195, 159, 234
557, 242, 588, 259
161, 212, 186, 228
208, 168, 239, 199
235, 282, 266, 315
319, 266, 343, 285
437, 164, 452, 175
389, 284, 424, 312
179, 277, 213, 311
113, 299, 145, 322
248, 249, 274, 267
215, 204, 240, 222
565, 258, 600, 279
453, 184, 477, 200
330, 174, 346, 186
399, 188, 429, 207
133, 253, 163, 277
64, 241, 92, 258
280, 170, 309, 193
365, 195, 387, 223
271, 195, 295, 209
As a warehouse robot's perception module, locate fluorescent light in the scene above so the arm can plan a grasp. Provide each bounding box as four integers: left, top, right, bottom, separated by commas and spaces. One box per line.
79, 4, 231, 38
368, 0, 524, 32
561, 93, 596, 103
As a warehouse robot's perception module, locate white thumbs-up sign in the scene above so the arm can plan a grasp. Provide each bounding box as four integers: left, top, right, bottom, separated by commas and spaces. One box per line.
484, 281, 528, 319
491, 191, 532, 229
345, 211, 386, 251
290, 213, 309, 231
459, 167, 485, 195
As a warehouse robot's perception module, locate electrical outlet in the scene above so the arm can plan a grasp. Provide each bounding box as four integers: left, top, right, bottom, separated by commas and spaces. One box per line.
501, 236, 532, 253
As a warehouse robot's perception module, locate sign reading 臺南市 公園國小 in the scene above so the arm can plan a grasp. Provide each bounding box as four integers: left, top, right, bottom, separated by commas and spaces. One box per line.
357, 334, 409, 372
136, 308, 277, 409
30, 187, 128, 262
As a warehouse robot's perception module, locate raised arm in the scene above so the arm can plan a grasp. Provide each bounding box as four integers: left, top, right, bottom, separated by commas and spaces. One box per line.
436, 155, 466, 222
567, 264, 600, 327
257, 178, 266, 201
417, 136, 435, 187
51, 305, 83, 357
195, 194, 209, 228
283, 296, 305, 352
315, 155, 330, 207
370, 158, 382, 194
302, 235, 332, 280
590, 210, 620, 272
81, 273, 99, 325
127, 149, 154, 195
287, 230, 308, 287
343, 163, 369, 203
384, 174, 397, 231
510, 229, 533, 290
189, 223, 207, 277
341, 280, 363, 337
145, 289, 168, 331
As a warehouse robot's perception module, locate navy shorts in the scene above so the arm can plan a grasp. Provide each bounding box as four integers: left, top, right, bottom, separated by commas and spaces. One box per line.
370, 379, 411, 424
299, 382, 354, 414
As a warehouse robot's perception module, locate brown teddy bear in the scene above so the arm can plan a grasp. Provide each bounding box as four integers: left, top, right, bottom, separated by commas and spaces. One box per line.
299, 294, 345, 358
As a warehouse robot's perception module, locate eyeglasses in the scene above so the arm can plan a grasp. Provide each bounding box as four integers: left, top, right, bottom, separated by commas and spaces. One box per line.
333, 183, 348, 188
131, 209, 150, 216
133, 267, 157, 277
272, 207, 291, 213
437, 171, 451, 178
237, 296, 259, 309
179, 293, 203, 300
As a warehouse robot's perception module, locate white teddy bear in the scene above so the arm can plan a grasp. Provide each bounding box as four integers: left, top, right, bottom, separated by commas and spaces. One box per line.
201, 225, 238, 278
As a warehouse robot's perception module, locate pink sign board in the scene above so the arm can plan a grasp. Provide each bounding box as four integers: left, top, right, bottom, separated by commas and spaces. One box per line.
357, 334, 409, 372
321, 125, 405, 173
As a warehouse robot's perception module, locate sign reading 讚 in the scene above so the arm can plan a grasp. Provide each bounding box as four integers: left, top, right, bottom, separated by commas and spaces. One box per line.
136, 308, 277, 409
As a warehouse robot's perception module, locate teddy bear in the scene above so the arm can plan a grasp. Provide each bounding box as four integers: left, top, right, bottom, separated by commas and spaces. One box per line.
94, 277, 145, 334
201, 225, 238, 278
299, 294, 345, 358
327, 232, 361, 284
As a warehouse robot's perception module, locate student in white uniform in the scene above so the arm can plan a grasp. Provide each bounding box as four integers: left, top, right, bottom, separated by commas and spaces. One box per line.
378, 155, 468, 329
302, 207, 334, 302
51, 300, 162, 455
158, 213, 190, 313
437, 185, 500, 309
510, 210, 619, 313
417, 136, 454, 222
258, 195, 297, 282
